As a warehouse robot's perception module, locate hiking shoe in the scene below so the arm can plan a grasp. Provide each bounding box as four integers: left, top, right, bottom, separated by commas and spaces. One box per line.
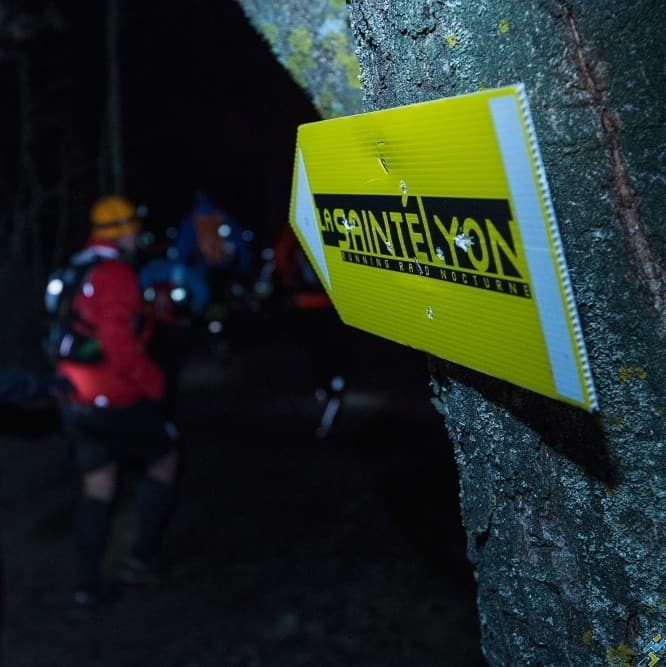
115, 555, 166, 585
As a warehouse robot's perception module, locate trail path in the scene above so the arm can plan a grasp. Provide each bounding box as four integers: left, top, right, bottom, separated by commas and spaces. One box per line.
1, 312, 485, 666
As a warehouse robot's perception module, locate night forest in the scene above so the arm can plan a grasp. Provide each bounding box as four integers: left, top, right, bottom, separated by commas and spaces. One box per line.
0, 2, 486, 665
2, 0, 663, 665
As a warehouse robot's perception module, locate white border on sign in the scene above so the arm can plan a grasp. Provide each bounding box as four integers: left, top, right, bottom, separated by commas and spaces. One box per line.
294, 148, 331, 290
489, 87, 597, 409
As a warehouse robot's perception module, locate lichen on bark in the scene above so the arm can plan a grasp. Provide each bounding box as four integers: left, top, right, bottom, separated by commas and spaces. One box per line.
233, 0, 363, 118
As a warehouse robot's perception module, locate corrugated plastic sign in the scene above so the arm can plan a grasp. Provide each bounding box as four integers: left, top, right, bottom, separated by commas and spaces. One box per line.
289, 84, 597, 411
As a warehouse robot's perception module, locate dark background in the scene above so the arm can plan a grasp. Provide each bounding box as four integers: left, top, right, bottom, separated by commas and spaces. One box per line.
122, 1, 320, 243
1, 316, 486, 665
0, 3, 486, 664
12, 0, 320, 255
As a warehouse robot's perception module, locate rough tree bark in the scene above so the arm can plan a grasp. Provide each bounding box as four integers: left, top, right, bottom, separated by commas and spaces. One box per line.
236, 1, 665, 665
348, 2, 665, 664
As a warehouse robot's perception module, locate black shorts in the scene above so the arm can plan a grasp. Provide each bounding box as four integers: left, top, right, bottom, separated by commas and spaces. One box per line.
60, 399, 178, 474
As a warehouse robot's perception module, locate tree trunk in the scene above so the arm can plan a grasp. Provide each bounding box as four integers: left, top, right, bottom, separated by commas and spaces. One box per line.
233, 0, 363, 119
343, 1, 665, 665
50, 112, 74, 270
10, 53, 35, 265
237, 0, 665, 664
105, 0, 124, 194
10, 52, 47, 281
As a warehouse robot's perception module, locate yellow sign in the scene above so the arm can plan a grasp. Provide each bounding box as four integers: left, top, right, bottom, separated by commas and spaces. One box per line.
289, 84, 597, 411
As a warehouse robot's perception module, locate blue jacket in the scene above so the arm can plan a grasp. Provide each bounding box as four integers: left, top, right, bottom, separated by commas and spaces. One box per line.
175, 197, 253, 279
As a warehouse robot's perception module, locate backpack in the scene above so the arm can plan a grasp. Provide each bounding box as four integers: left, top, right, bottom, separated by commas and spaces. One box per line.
43, 252, 105, 365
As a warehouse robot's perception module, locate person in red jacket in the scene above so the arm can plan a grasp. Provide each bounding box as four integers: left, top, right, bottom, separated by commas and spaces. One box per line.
272, 223, 346, 439
56, 194, 179, 607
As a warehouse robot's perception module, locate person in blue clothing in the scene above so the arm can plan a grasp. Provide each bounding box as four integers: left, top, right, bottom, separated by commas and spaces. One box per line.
137, 221, 211, 418
174, 191, 255, 339
176, 192, 254, 300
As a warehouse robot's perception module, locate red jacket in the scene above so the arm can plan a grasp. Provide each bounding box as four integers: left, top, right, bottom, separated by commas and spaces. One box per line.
58, 239, 165, 408
273, 225, 332, 310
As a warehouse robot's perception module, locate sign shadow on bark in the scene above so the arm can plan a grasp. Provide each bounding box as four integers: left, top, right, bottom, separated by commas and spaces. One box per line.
430, 357, 617, 486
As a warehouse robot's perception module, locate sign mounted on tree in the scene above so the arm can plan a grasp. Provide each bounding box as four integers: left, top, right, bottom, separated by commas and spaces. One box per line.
288, 83, 598, 411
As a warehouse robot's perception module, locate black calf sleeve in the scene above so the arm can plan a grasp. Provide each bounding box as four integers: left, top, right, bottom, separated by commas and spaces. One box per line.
132, 476, 176, 562
73, 495, 112, 593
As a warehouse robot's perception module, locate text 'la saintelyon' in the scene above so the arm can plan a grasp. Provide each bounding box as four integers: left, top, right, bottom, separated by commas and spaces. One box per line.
313, 193, 532, 299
